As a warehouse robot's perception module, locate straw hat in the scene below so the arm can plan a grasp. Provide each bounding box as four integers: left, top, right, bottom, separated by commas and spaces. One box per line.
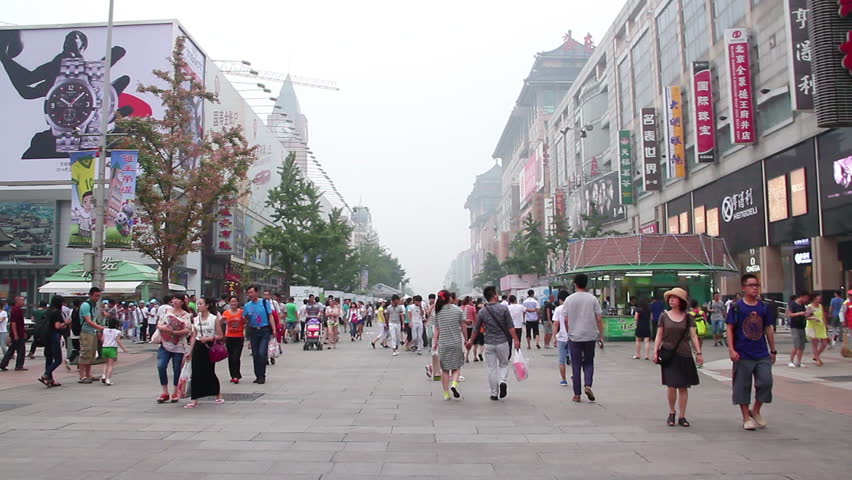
664, 287, 689, 305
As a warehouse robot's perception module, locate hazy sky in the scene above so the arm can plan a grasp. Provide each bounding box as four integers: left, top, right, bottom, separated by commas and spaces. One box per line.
4, 0, 625, 293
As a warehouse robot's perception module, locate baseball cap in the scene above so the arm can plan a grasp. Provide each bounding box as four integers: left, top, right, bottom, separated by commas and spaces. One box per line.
150, 299, 158, 304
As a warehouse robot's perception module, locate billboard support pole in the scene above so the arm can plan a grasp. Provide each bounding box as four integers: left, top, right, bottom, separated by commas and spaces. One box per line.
92, 0, 115, 291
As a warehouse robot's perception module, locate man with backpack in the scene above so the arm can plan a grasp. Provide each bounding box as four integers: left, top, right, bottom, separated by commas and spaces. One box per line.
78, 287, 105, 383
726, 273, 777, 431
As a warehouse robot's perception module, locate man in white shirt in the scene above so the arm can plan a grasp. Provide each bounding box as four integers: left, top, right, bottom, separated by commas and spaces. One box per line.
146, 299, 159, 342
500, 295, 509, 306
507, 295, 526, 342
563, 274, 604, 403
551, 290, 570, 386
409, 295, 425, 354
522, 290, 541, 349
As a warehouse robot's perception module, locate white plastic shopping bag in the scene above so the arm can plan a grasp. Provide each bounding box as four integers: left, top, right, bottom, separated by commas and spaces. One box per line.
513, 348, 528, 381
268, 339, 281, 359
176, 360, 191, 398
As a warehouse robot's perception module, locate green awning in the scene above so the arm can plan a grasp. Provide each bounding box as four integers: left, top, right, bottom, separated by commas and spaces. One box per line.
555, 263, 738, 277
45, 260, 162, 283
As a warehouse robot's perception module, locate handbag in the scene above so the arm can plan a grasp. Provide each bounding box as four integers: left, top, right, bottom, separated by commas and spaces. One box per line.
208, 341, 228, 363
658, 315, 690, 367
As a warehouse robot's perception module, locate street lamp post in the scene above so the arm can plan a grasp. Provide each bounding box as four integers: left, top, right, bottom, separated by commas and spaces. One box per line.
91, 0, 115, 290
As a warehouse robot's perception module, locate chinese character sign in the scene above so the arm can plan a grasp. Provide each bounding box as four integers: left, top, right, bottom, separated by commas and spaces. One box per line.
725, 28, 756, 144
692, 61, 716, 163
785, 0, 813, 110
214, 196, 236, 255
665, 86, 687, 178
68, 151, 97, 248
640, 108, 661, 191
618, 131, 634, 204
104, 150, 139, 248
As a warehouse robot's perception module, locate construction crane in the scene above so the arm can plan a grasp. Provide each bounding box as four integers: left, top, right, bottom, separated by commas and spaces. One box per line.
215, 61, 339, 91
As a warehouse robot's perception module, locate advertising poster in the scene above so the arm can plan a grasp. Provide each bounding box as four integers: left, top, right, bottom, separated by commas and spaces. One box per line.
784, 0, 813, 110
692, 62, 716, 162
664, 86, 686, 178
724, 28, 756, 144
641, 108, 661, 190
767, 174, 789, 223
0, 23, 173, 182
668, 215, 679, 234
68, 151, 96, 247
104, 150, 138, 248
618, 130, 634, 204
790, 168, 808, 215
584, 170, 626, 224
0, 202, 55, 262
177, 29, 206, 169
694, 205, 706, 235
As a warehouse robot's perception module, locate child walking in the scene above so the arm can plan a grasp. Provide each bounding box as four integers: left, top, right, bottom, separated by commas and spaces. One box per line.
101, 318, 129, 385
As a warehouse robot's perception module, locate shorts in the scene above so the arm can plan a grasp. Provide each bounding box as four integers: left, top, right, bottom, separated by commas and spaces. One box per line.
79, 332, 98, 364
327, 319, 339, 328
543, 320, 553, 335
557, 340, 571, 365
102, 346, 118, 360
712, 319, 725, 334
790, 328, 807, 350
286, 322, 298, 331
525, 321, 540, 339
732, 356, 773, 405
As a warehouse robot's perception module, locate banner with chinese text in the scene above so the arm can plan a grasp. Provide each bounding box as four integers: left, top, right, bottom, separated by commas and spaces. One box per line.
725, 28, 756, 144
784, 0, 813, 110
68, 151, 97, 248
692, 62, 717, 162
618, 130, 634, 204
104, 150, 139, 248
641, 108, 661, 191
214, 196, 236, 255
665, 86, 686, 178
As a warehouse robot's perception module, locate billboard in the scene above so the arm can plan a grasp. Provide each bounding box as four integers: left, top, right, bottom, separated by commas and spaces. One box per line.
104, 150, 138, 248
0, 23, 174, 182
724, 28, 756, 144
640, 108, 661, 190
664, 86, 686, 178
0, 202, 55, 263
68, 151, 96, 247
784, 0, 813, 110
692, 62, 716, 162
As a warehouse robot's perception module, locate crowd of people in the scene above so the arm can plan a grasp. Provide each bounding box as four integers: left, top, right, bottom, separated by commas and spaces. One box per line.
1, 273, 848, 431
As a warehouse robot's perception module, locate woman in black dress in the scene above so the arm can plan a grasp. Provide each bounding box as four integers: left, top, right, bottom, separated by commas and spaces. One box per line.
185, 297, 225, 408
653, 288, 703, 427
633, 299, 652, 360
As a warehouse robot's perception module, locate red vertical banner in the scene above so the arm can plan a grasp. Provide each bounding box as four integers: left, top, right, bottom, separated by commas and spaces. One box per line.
725, 28, 756, 144
692, 61, 716, 162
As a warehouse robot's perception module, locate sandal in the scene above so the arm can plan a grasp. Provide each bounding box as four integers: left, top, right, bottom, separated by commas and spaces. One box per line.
50, 381, 62, 387
170, 394, 179, 403
215, 398, 225, 404
156, 393, 170, 404
667, 413, 676, 426
678, 417, 690, 427
37, 376, 50, 387
183, 402, 198, 409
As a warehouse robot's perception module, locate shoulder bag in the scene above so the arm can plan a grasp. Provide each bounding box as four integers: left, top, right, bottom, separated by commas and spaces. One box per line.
657, 314, 690, 367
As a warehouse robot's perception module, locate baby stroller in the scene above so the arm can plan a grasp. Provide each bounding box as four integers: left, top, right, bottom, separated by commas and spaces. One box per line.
303, 318, 323, 351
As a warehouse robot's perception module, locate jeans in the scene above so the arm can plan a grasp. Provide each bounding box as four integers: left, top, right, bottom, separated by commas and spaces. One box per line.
157, 346, 184, 386
248, 326, 271, 380
484, 342, 510, 396
568, 340, 596, 396
350, 321, 359, 339
43, 332, 63, 379
0, 332, 7, 355
0, 337, 26, 369
410, 323, 423, 350
226, 336, 244, 379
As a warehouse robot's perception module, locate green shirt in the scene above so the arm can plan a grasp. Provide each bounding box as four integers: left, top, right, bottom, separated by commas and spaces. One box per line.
286, 302, 298, 323
79, 301, 100, 334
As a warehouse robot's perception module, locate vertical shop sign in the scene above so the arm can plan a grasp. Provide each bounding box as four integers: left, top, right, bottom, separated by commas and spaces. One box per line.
784, 0, 813, 110
641, 108, 661, 191
725, 28, 756, 144
618, 130, 634, 204
104, 150, 139, 248
68, 151, 97, 248
214, 196, 236, 254
790, 168, 808, 215
692, 61, 717, 162
665, 86, 687, 178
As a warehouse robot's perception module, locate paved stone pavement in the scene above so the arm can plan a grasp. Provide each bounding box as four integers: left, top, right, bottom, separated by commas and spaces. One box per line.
1, 327, 851, 480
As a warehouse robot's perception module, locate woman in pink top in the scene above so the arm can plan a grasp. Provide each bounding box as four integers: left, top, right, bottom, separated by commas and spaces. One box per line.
462, 296, 479, 363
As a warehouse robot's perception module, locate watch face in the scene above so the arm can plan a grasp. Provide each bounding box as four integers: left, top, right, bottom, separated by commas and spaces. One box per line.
46, 80, 95, 129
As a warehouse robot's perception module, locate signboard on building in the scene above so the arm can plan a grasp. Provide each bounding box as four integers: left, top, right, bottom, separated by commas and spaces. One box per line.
692, 61, 716, 162
214, 196, 236, 255
104, 150, 139, 248
724, 28, 756, 144
692, 162, 765, 253
618, 130, 634, 204
664, 86, 686, 178
639, 221, 658, 234
808, 0, 852, 127
694, 205, 706, 235
0, 23, 175, 182
641, 108, 661, 191
767, 174, 789, 223
68, 151, 96, 248
784, 0, 813, 110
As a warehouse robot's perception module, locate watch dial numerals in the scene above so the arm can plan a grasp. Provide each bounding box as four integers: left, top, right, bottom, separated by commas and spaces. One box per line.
47, 80, 95, 129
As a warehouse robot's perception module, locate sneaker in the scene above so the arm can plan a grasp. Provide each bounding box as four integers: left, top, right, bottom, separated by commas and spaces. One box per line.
788, 362, 796, 368
743, 418, 757, 431
490, 395, 499, 401
78, 378, 93, 384
443, 392, 451, 401
101, 375, 106, 384
105, 379, 113, 386
393, 351, 399, 356
750, 412, 767, 428
451, 382, 460, 399
499, 382, 507, 399
256, 378, 266, 385
559, 380, 568, 386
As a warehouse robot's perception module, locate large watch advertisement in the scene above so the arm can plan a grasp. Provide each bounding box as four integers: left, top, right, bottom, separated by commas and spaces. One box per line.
0, 23, 174, 182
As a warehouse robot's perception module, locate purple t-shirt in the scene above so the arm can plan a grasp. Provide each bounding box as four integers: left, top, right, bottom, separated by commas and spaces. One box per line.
726, 300, 774, 360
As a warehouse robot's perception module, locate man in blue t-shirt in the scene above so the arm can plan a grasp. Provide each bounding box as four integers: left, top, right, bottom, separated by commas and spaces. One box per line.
726, 273, 777, 431
243, 285, 276, 384
650, 296, 665, 339
830, 290, 844, 342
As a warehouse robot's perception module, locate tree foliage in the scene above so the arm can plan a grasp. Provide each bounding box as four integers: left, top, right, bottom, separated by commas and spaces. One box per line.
503, 214, 548, 276
119, 37, 255, 297
353, 232, 407, 292
473, 252, 505, 290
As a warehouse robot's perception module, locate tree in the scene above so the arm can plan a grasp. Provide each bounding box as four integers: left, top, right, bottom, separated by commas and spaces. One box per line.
576, 203, 621, 238
473, 252, 505, 290
503, 214, 548, 276
255, 152, 324, 296
353, 234, 407, 290
119, 37, 255, 297
303, 207, 360, 291
546, 214, 575, 275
